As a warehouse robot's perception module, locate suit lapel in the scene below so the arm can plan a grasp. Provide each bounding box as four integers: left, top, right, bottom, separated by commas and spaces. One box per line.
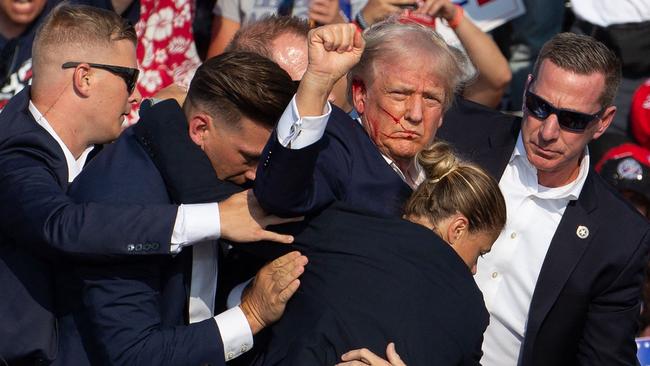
522, 174, 598, 357
471, 126, 519, 180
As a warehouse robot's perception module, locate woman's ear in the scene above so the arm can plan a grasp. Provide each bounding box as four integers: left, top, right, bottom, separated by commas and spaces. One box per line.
188, 113, 212, 150
446, 214, 469, 246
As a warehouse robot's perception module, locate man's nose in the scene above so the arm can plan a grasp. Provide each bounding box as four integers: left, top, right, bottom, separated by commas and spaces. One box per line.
539, 113, 561, 142
404, 96, 423, 124
244, 167, 257, 182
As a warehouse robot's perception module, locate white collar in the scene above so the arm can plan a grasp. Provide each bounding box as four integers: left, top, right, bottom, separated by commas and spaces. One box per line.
510, 133, 589, 201
29, 101, 94, 182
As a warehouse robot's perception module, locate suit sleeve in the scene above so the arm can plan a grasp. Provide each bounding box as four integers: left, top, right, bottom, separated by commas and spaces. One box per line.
0, 138, 177, 256
254, 109, 354, 217
576, 230, 650, 366
79, 259, 226, 366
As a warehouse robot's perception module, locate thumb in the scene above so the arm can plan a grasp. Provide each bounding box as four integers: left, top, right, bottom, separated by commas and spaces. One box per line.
386, 342, 405, 365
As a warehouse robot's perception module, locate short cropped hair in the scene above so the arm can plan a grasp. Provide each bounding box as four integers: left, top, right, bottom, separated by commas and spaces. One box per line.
533, 32, 622, 108
32, 4, 136, 70
225, 15, 310, 59
347, 19, 467, 111
184, 51, 296, 129
404, 141, 506, 235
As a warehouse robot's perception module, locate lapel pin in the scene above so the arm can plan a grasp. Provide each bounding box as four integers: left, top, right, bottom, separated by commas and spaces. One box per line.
576, 225, 589, 239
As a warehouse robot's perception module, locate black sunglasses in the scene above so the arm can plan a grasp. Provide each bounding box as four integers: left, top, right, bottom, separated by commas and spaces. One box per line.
61, 62, 140, 94
524, 88, 605, 132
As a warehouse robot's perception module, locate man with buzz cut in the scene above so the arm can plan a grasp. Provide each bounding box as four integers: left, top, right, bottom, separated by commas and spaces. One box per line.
0, 4, 298, 365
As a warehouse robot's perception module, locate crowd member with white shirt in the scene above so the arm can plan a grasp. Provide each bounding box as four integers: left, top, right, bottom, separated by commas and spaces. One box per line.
571, 0, 650, 137
0, 5, 302, 365
439, 32, 650, 365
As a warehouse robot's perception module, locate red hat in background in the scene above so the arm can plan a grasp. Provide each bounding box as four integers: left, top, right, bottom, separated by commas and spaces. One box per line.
596, 143, 650, 203
631, 79, 650, 149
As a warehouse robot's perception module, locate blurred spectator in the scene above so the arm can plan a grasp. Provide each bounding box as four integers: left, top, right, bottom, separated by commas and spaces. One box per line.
596, 143, 650, 218
631, 79, 650, 148
571, 0, 650, 136
124, 0, 202, 125
0, 0, 48, 110
207, 0, 365, 57
356, 0, 511, 108
493, 0, 565, 111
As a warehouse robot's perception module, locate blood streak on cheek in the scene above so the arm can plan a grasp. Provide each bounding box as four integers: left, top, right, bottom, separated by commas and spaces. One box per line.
379, 105, 415, 139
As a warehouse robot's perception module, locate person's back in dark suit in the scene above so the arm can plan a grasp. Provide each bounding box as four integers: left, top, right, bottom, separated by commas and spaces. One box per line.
251, 205, 489, 366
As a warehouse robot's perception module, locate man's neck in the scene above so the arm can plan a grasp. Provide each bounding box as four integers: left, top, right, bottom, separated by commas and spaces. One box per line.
537, 161, 581, 188
32, 99, 87, 159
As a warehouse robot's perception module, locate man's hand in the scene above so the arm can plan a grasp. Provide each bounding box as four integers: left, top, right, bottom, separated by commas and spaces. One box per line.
412, 0, 455, 20
297, 23, 365, 117
360, 0, 416, 25
337, 343, 406, 365
309, 0, 346, 25
239, 251, 308, 334
153, 83, 188, 106
219, 190, 302, 244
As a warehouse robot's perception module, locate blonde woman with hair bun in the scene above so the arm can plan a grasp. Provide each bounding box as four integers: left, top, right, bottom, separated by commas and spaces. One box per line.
253, 140, 506, 365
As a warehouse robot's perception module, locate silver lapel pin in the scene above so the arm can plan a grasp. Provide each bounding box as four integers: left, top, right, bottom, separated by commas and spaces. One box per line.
576, 225, 589, 239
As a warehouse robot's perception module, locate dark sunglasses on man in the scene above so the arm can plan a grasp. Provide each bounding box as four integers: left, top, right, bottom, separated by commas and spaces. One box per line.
524, 78, 605, 133
61, 62, 140, 95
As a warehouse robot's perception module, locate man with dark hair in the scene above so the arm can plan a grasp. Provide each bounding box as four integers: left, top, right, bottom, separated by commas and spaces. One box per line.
0, 5, 296, 365
67, 51, 306, 366
438, 32, 650, 365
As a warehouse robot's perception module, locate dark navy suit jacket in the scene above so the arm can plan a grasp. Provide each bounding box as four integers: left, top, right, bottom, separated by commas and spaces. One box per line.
254, 105, 412, 217
0, 88, 177, 364
439, 97, 650, 366
249, 205, 488, 366
68, 100, 242, 366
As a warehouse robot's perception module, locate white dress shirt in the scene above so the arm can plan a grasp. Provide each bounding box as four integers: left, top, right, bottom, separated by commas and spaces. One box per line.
571, 0, 650, 27
277, 96, 425, 188
30, 101, 252, 361
475, 133, 590, 366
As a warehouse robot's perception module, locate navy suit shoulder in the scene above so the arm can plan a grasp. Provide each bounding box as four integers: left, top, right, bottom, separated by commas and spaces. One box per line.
255, 205, 488, 365
255, 105, 411, 217
69, 105, 228, 366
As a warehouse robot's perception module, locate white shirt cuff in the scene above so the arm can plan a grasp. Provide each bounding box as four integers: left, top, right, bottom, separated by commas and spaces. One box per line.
214, 306, 254, 362
170, 203, 220, 253
276, 95, 332, 149
226, 278, 253, 308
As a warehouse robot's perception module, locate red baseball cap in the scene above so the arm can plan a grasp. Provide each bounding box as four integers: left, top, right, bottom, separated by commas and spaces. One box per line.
631, 79, 650, 149
596, 143, 650, 203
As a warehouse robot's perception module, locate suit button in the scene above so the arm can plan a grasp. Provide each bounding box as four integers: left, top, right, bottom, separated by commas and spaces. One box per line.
135, 243, 143, 251
127, 244, 135, 252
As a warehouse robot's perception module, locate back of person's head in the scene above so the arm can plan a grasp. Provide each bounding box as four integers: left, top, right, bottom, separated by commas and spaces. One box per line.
347, 18, 467, 111
31, 4, 136, 84
184, 51, 296, 129
225, 15, 310, 59
533, 32, 621, 108
404, 141, 506, 235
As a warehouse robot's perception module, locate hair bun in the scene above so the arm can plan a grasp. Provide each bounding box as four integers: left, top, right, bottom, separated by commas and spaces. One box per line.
418, 140, 460, 184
